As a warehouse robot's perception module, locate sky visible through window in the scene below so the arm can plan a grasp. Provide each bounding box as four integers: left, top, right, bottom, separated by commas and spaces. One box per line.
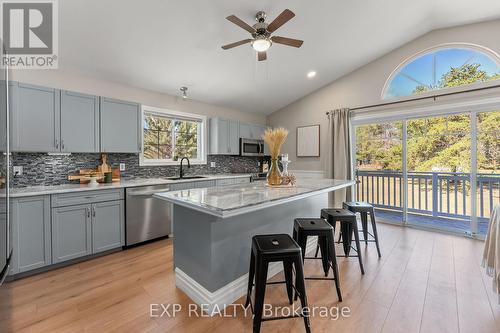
384, 48, 500, 99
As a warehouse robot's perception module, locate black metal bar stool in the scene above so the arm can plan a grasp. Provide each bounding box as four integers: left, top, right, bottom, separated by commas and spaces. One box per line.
245, 234, 311, 333
293, 218, 342, 302
343, 201, 381, 258
319, 208, 365, 275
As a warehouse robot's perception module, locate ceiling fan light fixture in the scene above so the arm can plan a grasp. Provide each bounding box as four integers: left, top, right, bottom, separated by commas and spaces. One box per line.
251, 37, 271, 52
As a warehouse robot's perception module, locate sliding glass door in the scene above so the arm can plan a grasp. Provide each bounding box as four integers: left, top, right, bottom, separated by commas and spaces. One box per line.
406, 114, 472, 233
475, 111, 500, 236
353, 109, 499, 238
354, 122, 403, 224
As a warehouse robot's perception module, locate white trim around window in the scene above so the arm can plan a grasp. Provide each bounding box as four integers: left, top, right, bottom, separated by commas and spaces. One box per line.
139, 105, 208, 166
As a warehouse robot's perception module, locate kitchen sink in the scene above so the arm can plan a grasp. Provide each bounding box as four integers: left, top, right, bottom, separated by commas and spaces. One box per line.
166, 176, 207, 180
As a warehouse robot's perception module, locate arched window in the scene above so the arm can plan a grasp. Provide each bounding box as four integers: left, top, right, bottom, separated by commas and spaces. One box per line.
382, 44, 500, 99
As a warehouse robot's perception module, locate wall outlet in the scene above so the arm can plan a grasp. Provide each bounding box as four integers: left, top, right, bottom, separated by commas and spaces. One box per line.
210, 162, 216, 168
119, 163, 126, 171
257, 161, 261, 167
13, 166, 23, 176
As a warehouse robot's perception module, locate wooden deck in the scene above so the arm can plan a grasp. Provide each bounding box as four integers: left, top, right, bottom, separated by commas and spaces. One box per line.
376, 209, 490, 235
0, 223, 497, 333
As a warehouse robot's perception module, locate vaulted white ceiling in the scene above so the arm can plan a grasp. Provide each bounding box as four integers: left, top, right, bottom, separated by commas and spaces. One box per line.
59, 0, 500, 114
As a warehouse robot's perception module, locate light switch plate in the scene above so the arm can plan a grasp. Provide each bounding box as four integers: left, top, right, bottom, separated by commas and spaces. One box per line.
13, 166, 23, 176
119, 163, 126, 171
210, 162, 216, 168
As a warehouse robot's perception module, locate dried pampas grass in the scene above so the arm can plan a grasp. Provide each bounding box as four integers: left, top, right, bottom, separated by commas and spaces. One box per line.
262, 127, 289, 159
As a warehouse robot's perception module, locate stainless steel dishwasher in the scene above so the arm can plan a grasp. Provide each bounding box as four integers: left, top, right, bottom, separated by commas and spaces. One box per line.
125, 184, 172, 246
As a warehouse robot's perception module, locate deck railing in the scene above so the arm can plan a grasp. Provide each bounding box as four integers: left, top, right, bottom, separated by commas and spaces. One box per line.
355, 170, 500, 221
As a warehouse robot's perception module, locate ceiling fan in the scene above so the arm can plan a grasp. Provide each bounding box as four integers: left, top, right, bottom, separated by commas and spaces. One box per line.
221, 9, 303, 61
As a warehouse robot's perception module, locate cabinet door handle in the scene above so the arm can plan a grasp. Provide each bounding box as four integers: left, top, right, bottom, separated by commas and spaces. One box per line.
92, 206, 96, 217
86, 208, 90, 218
61, 139, 65, 150
55, 139, 59, 149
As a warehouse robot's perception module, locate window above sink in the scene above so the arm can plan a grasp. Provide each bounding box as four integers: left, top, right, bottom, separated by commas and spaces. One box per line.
139, 106, 207, 166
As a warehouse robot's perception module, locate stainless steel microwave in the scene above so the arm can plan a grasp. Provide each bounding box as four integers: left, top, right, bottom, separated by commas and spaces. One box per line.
240, 138, 264, 156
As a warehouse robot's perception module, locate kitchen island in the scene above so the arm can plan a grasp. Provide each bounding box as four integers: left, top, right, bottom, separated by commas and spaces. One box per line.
154, 179, 354, 312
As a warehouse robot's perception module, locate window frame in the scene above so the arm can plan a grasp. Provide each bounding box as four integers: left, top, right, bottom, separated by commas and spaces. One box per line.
139, 105, 207, 166
381, 43, 500, 101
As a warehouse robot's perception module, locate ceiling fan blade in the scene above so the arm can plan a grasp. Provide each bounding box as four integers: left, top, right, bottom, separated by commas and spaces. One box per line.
258, 51, 267, 61
221, 39, 252, 50
226, 15, 256, 34
271, 36, 303, 48
267, 9, 295, 33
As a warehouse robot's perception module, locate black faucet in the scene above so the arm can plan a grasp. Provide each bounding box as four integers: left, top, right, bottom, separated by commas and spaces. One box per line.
179, 157, 191, 178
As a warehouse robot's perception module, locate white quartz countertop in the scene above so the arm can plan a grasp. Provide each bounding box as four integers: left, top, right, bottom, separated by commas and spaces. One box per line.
9, 174, 252, 198
154, 179, 355, 218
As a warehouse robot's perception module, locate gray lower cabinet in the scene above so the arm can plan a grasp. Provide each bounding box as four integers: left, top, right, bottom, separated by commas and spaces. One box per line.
60, 90, 99, 152
10, 196, 51, 274
51, 189, 125, 264
216, 177, 251, 186
195, 180, 216, 188
52, 199, 124, 264
10, 82, 61, 152
100, 97, 141, 153
92, 201, 124, 253
52, 204, 92, 263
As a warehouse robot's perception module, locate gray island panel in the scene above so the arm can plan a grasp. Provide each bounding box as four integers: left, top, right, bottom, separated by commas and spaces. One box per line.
156, 179, 354, 309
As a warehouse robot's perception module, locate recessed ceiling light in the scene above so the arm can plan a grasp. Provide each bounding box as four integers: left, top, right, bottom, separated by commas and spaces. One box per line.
307, 71, 316, 78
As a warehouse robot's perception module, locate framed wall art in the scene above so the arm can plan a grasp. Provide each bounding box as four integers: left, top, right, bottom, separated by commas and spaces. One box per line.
296, 125, 320, 157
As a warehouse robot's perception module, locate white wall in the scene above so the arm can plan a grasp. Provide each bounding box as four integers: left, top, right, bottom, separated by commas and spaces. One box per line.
267, 19, 500, 172
11, 68, 266, 125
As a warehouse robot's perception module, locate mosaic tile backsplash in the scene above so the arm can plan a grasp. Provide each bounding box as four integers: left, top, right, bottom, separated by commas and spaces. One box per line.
10, 153, 264, 187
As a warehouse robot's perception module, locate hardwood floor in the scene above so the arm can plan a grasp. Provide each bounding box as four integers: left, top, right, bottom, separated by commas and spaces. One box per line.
0, 223, 497, 333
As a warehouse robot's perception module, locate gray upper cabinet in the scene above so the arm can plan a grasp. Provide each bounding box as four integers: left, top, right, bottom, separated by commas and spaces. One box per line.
252, 125, 265, 140
100, 97, 141, 153
210, 117, 228, 154
60, 90, 99, 152
92, 201, 124, 253
240, 123, 265, 140
10, 196, 51, 274
10, 82, 60, 152
239, 123, 252, 139
228, 119, 239, 154
9, 82, 142, 153
209, 117, 240, 155
52, 204, 92, 264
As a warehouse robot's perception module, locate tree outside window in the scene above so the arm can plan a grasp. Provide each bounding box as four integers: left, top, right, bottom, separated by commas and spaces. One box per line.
142, 110, 204, 164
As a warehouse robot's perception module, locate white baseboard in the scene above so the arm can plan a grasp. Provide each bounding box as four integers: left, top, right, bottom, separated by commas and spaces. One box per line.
289, 170, 325, 179
175, 236, 318, 315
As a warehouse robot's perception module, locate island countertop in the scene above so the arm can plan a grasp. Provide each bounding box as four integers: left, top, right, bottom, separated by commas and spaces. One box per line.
154, 179, 354, 218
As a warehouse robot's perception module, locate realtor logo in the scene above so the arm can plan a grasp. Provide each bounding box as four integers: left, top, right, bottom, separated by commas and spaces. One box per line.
1, 0, 58, 69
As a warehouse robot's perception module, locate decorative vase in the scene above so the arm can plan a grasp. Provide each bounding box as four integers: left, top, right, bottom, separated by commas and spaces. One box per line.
267, 159, 283, 186
281, 159, 290, 177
